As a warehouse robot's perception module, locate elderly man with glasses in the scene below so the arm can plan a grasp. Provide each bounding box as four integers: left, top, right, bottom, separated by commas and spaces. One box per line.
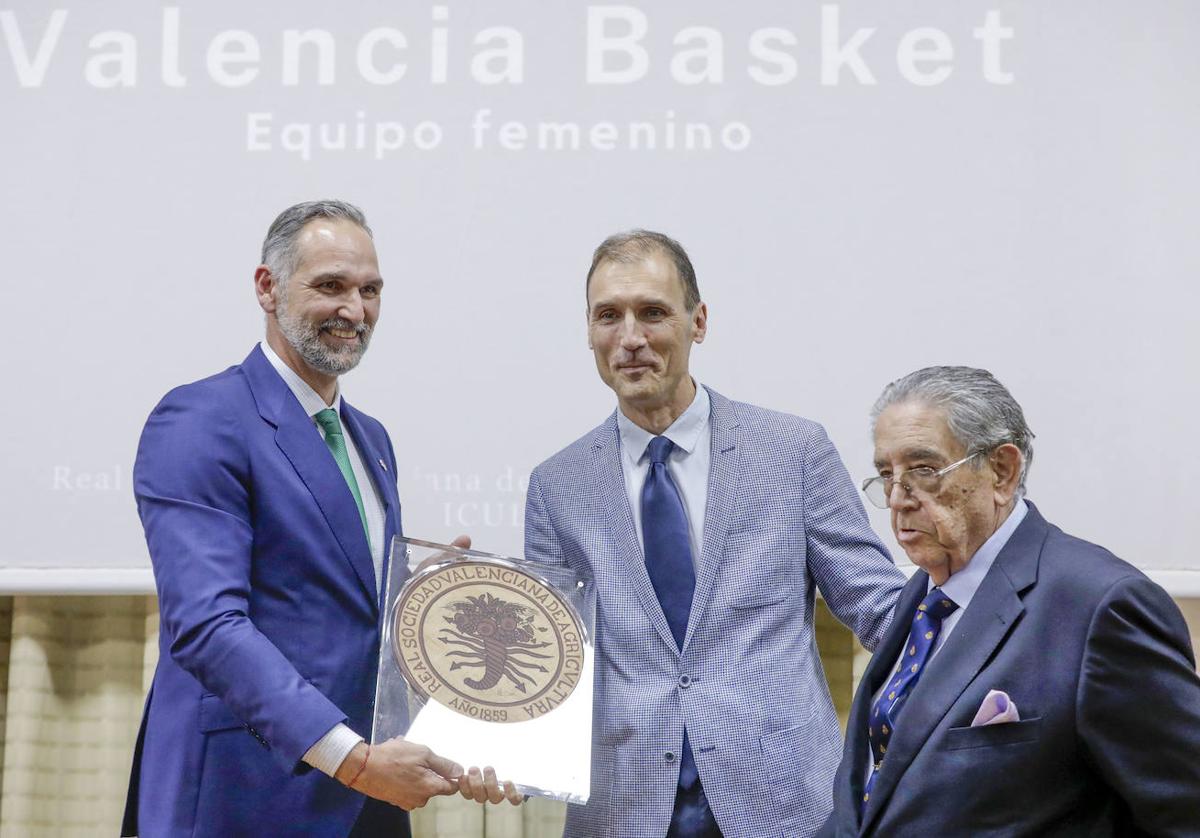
819, 365, 1200, 837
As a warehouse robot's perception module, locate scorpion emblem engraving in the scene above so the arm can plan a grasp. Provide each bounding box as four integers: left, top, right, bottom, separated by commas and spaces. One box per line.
440, 593, 554, 692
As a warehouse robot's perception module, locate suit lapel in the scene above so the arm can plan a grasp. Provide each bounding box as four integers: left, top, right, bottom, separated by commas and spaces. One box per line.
592, 415, 680, 654
341, 401, 403, 611
684, 388, 740, 651
861, 507, 1047, 834
242, 347, 378, 606
846, 572, 927, 829
340, 402, 396, 529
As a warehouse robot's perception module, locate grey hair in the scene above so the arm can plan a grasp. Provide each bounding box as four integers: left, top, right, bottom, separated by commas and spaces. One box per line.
586, 229, 701, 311
871, 366, 1036, 496
261, 200, 372, 284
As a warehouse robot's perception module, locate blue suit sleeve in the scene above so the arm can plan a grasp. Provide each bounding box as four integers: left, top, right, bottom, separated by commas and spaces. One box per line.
135, 389, 346, 772
1077, 574, 1200, 833
801, 424, 905, 652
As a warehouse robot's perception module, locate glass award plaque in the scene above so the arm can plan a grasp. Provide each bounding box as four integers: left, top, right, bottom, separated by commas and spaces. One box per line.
373, 536, 596, 804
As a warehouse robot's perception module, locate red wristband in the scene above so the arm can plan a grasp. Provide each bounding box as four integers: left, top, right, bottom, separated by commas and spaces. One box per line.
347, 743, 370, 790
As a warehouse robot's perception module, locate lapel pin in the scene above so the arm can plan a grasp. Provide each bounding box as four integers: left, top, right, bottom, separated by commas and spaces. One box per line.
378, 458, 388, 472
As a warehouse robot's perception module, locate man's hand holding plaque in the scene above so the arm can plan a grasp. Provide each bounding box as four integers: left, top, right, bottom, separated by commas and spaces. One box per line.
457, 766, 525, 806
334, 735, 522, 810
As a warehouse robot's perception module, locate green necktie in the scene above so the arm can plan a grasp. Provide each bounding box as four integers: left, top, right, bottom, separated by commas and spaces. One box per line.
314, 408, 370, 546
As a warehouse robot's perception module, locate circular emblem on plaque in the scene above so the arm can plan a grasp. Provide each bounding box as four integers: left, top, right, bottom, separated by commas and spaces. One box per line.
391, 560, 585, 723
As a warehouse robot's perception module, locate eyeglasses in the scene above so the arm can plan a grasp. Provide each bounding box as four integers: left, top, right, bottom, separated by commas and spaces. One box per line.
861, 451, 983, 510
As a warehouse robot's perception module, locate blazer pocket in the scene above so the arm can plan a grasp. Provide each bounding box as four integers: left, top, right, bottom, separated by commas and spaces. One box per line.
941, 717, 1042, 751
198, 692, 244, 733
759, 711, 841, 827
725, 530, 796, 609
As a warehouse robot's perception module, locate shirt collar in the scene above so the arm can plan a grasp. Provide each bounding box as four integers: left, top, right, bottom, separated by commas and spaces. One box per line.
260, 340, 342, 418
937, 498, 1029, 609
617, 381, 711, 464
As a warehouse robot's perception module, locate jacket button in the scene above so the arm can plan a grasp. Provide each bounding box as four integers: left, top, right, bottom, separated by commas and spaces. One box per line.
678, 674, 691, 688
664, 752, 676, 763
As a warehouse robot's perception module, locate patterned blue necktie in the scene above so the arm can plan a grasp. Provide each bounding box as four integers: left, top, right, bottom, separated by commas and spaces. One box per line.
862, 587, 958, 814
641, 436, 699, 790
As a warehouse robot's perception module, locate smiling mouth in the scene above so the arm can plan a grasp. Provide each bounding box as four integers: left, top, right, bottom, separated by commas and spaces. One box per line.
324, 327, 360, 340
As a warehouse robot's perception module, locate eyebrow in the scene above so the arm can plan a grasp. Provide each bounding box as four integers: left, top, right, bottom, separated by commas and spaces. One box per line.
906, 447, 945, 462
308, 272, 384, 287
589, 296, 672, 315
874, 447, 946, 470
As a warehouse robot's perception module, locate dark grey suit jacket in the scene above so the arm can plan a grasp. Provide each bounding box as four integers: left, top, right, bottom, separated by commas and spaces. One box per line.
822, 502, 1200, 837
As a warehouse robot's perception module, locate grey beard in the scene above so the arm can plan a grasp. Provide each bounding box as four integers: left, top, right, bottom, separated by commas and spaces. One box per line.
276, 303, 372, 377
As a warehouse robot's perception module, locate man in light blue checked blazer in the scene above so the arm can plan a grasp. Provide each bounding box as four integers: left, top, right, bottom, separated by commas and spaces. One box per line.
524, 230, 906, 838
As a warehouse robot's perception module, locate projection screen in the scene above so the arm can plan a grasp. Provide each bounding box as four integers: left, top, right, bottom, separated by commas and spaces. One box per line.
2, 1, 1197, 594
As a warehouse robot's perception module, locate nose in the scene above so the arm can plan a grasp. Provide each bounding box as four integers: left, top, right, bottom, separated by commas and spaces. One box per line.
338, 289, 366, 324
618, 312, 646, 350
886, 480, 918, 511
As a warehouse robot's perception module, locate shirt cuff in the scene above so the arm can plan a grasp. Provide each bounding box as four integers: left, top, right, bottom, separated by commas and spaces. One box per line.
302, 723, 364, 777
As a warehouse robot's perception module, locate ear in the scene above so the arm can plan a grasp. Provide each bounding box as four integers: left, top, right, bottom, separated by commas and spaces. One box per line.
585, 305, 593, 350
255, 265, 279, 314
989, 443, 1023, 505
691, 301, 708, 344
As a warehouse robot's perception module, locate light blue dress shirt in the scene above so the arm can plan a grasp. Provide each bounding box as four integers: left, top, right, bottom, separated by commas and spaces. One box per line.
616, 382, 712, 569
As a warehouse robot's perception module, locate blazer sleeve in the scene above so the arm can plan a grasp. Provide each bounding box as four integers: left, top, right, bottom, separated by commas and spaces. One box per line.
801, 423, 905, 652
523, 467, 567, 567
135, 388, 346, 772
1076, 574, 1200, 834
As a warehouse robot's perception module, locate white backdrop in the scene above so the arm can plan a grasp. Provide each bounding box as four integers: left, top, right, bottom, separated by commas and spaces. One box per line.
2, 1, 1197, 593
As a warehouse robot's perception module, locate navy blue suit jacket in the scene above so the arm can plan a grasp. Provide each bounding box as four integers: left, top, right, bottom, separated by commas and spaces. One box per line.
822, 502, 1200, 837
122, 346, 405, 837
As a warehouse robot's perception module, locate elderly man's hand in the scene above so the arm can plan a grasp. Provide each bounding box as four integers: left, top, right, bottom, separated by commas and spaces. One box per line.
458, 766, 526, 806
336, 737, 462, 810
413, 534, 472, 574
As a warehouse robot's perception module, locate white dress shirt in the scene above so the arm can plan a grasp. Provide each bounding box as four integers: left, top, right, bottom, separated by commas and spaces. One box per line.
616, 382, 712, 568
865, 498, 1028, 782
260, 341, 385, 777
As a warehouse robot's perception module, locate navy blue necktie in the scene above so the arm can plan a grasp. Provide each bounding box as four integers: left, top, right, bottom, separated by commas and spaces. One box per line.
641, 436, 699, 791
862, 587, 958, 814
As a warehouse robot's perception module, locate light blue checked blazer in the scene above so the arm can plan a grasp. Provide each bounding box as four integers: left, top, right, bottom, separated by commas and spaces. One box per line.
525, 387, 905, 838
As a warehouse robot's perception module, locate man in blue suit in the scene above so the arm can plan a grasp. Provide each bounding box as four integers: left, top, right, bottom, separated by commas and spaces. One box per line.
123, 201, 514, 837
821, 366, 1200, 836
524, 230, 906, 837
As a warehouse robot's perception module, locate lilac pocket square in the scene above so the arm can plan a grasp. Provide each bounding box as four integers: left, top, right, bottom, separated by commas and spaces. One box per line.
970, 689, 1020, 727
